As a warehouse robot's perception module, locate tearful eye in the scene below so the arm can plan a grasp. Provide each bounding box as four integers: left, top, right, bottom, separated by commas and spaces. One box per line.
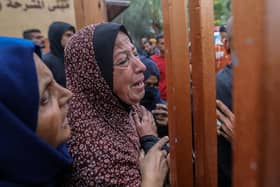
119, 58, 129, 65
115, 55, 129, 67
40, 91, 50, 106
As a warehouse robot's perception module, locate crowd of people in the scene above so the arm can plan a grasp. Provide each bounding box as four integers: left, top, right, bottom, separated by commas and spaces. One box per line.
0, 17, 235, 186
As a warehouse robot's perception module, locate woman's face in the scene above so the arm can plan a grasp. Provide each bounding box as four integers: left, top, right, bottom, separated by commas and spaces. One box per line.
113, 32, 146, 105
34, 54, 72, 148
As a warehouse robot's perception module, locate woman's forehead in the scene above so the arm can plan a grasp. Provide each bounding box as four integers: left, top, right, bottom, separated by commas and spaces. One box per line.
115, 32, 133, 48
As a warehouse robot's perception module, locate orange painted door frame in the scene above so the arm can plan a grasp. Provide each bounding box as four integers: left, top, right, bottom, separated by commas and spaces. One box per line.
189, 0, 217, 187
233, 0, 280, 187
162, 0, 217, 186
161, 0, 194, 186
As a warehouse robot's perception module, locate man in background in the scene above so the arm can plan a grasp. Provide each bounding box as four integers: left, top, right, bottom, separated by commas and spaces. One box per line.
22, 29, 45, 49
149, 38, 160, 55
215, 25, 231, 72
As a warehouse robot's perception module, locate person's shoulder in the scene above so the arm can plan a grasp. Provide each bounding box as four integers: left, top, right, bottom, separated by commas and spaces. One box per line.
42, 52, 53, 61
42, 52, 58, 68
150, 54, 160, 60
216, 64, 233, 96
216, 64, 233, 80
140, 55, 155, 64
43, 52, 60, 63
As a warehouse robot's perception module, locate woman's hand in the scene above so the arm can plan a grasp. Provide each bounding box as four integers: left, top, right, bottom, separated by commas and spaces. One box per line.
133, 107, 157, 137
140, 136, 169, 187
216, 100, 235, 143
152, 103, 168, 126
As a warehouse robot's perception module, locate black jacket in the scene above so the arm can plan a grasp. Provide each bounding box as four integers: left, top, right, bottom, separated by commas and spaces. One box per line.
43, 21, 75, 87
216, 63, 234, 187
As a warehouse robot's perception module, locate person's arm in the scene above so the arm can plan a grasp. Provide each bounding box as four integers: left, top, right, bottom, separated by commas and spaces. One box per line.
140, 137, 169, 187
152, 103, 169, 137
133, 107, 169, 153
132, 106, 157, 138
216, 100, 235, 143
140, 135, 169, 154
152, 103, 168, 126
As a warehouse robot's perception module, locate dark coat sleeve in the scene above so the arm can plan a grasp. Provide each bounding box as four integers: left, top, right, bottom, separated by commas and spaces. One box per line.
140, 135, 169, 154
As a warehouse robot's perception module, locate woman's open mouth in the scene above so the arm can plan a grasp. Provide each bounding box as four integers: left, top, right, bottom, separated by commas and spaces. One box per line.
132, 81, 144, 89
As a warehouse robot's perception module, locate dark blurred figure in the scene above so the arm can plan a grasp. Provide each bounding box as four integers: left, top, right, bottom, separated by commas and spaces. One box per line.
22, 28, 45, 49
143, 40, 153, 56
219, 25, 227, 43
140, 55, 168, 137
151, 33, 167, 101
140, 55, 162, 111
139, 37, 153, 57
43, 21, 75, 87
149, 38, 160, 55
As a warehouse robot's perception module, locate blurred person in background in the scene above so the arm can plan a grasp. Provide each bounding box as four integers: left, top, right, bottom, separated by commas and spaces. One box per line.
22, 28, 46, 49
43, 21, 75, 87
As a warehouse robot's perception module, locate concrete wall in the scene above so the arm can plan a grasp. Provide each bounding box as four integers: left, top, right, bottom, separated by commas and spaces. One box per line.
0, 0, 76, 38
